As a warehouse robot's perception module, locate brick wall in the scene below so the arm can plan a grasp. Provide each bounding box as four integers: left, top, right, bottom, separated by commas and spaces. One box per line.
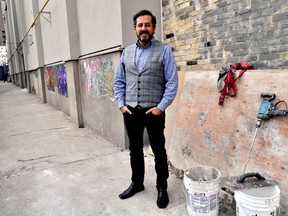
162, 0, 288, 71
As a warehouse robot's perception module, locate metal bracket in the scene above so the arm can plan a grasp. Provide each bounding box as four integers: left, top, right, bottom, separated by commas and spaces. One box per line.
39, 11, 51, 24
26, 35, 34, 46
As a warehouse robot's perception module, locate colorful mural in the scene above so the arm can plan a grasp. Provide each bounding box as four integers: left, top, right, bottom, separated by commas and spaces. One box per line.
80, 55, 114, 100
55, 64, 68, 97
44, 66, 55, 91
44, 63, 68, 97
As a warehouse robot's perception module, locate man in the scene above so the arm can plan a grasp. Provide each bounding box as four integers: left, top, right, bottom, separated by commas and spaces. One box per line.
113, 10, 178, 209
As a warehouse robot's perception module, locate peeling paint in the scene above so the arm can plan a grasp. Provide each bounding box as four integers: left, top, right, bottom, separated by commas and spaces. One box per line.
198, 112, 207, 126
204, 131, 216, 151
181, 145, 192, 157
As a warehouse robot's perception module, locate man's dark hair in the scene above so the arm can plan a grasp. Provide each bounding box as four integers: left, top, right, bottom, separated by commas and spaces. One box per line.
133, 10, 156, 27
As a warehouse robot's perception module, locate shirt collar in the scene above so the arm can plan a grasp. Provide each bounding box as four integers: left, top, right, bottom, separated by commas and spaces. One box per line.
136, 37, 155, 49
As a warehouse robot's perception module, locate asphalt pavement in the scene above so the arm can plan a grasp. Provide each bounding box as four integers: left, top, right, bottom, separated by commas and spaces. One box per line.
0, 82, 234, 216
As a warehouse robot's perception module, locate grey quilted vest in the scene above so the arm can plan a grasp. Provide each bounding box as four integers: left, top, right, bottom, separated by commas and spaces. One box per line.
124, 40, 166, 108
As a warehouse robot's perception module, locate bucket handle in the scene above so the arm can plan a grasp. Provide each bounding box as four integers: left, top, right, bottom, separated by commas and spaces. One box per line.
236, 172, 265, 184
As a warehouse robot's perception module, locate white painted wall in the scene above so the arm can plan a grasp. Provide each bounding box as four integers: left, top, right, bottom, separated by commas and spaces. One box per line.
39, 0, 70, 65
5, 0, 162, 71
76, 0, 123, 55
22, 0, 40, 70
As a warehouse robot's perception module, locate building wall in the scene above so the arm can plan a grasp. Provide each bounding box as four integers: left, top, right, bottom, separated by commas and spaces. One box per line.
5, 0, 24, 86
39, 0, 72, 64
162, 0, 288, 71
44, 63, 70, 115
166, 69, 288, 213
0, 2, 6, 45
23, 0, 44, 71
162, 0, 288, 213
79, 52, 125, 147
76, 0, 122, 56
3, 0, 162, 150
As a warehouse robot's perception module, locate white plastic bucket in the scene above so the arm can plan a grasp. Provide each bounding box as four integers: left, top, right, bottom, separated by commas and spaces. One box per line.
183, 165, 221, 216
234, 185, 280, 216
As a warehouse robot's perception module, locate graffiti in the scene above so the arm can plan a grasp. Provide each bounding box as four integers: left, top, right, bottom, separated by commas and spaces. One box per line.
55, 64, 68, 97
80, 55, 114, 100
44, 63, 68, 97
45, 66, 55, 91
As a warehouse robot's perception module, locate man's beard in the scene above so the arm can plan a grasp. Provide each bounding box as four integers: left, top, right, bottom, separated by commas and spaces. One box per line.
137, 31, 154, 44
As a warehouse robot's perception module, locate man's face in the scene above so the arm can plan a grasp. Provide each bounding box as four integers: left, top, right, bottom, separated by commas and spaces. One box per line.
134, 15, 155, 46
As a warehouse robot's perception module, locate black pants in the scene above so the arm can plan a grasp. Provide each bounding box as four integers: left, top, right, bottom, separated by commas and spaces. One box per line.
123, 106, 169, 190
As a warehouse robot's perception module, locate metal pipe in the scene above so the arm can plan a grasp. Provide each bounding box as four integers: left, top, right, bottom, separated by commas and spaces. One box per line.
7, 0, 50, 63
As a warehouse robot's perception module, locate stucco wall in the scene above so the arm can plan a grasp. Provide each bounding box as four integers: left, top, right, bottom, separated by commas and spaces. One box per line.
20, 0, 40, 71
76, 0, 122, 55
39, 0, 71, 64
44, 63, 70, 116
166, 69, 288, 213
79, 52, 127, 148
5, 0, 23, 78
29, 69, 46, 102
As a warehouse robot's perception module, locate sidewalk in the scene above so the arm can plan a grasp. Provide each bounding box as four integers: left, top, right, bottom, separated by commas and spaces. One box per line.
0, 82, 235, 216
0, 82, 188, 216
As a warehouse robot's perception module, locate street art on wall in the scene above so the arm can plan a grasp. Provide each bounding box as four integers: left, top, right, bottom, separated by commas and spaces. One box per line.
80, 55, 114, 101
45, 66, 55, 91
44, 63, 68, 97
55, 64, 68, 97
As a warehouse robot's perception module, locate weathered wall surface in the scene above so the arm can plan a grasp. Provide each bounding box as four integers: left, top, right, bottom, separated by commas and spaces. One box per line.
162, 0, 288, 70
78, 52, 127, 149
166, 69, 288, 213
44, 63, 70, 116
162, 0, 288, 212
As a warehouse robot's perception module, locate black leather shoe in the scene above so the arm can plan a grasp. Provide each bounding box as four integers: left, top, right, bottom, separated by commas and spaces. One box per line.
119, 182, 145, 199
157, 188, 169, 208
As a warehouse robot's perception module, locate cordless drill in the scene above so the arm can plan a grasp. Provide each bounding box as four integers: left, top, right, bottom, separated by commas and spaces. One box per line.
256, 93, 288, 128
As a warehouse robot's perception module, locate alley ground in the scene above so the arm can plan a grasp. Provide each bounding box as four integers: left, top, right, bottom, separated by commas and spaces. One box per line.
0, 82, 234, 216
